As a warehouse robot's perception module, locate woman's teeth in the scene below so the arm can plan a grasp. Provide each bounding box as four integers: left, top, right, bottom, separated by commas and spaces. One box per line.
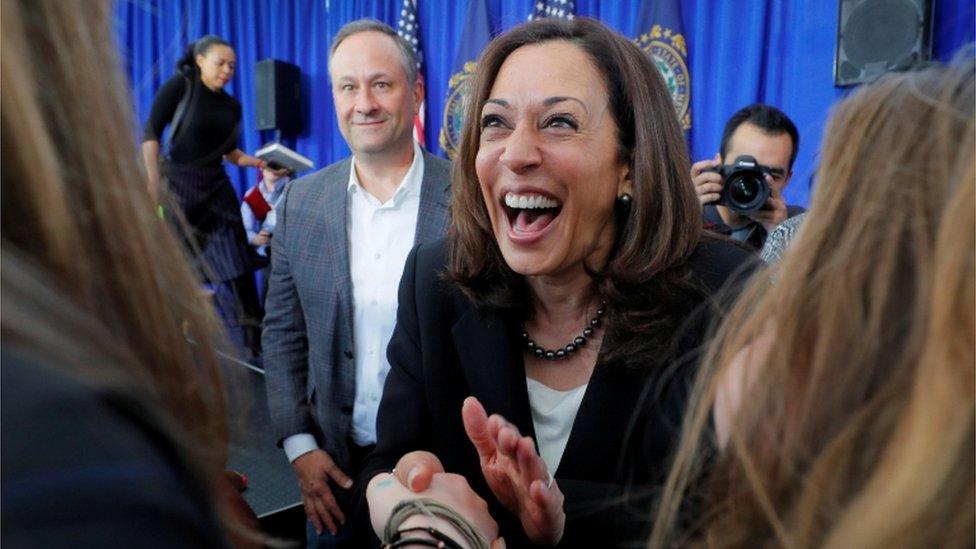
504, 193, 560, 209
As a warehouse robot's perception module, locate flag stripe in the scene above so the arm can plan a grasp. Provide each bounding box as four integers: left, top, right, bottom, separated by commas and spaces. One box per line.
397, 0, 426, 146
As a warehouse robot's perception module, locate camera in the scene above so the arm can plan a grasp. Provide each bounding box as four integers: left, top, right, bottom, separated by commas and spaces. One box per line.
713, 155, 772, 215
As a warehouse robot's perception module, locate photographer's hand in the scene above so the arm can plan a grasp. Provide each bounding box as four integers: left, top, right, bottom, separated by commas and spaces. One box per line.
750, 174, 788, 232
691, 153, 723, 206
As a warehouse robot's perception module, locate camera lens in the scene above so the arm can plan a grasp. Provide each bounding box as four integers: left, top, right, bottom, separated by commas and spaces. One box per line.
729, 176, 758, 203
720, 155, 771, 215
724, 173, 769, 215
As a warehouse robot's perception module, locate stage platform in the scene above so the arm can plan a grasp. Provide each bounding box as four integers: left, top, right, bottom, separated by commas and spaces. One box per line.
222, 356, 305, 541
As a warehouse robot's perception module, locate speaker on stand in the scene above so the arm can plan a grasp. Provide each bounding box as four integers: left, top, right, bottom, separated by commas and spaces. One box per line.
254, 59, 302, 141
834, 0, 934, 87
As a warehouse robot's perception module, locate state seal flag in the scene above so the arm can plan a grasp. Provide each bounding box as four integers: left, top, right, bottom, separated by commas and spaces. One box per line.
397, 0, 426, 146
528, 0, 574, 21
439, 0, 491, 158
633, 0, 691, 130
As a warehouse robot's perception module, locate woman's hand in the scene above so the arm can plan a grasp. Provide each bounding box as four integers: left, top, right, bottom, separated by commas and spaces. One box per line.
366, 451, 504, 548
225, 149, 289, 177
461, 397, 565, 546
141, 140, 162, 203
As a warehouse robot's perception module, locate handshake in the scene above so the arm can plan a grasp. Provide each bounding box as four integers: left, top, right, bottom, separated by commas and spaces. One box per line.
366, 397, 566, 548
367, 455, 502, 548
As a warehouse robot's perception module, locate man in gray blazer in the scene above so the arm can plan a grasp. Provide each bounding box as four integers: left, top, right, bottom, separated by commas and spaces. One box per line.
262, 19, 451, 547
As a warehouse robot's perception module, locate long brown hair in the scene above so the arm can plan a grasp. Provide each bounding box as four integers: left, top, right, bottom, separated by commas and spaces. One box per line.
2, 0, 229, 519
650, 60, 975, 547
448, 18, 703, 368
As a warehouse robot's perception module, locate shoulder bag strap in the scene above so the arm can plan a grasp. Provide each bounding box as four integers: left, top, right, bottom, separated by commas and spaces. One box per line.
165, 73, 197, 156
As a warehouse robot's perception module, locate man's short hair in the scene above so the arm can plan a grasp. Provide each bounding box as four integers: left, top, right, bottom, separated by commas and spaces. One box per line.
329, 19, 419, 87
720, 103, 800, 169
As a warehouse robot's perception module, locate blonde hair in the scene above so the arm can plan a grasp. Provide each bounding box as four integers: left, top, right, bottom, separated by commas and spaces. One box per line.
2, 0, 229, 519
650, 60, 975, 547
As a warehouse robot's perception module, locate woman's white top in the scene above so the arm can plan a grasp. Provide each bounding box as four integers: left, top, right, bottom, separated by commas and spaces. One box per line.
525, 377, 588, 474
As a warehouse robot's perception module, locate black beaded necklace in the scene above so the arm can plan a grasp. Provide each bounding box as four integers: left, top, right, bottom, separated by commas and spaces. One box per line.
521, 301, 607, 361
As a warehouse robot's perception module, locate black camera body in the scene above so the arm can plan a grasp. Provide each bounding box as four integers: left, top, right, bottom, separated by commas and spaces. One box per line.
713, 155, 772, 215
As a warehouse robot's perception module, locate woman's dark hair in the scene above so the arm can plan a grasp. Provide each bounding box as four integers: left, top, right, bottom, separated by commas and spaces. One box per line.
448, 17, 704, 368
176, 34, 231, 76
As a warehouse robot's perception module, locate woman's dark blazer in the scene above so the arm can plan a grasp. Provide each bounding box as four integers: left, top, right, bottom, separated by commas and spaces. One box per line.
354, 236, 755, 547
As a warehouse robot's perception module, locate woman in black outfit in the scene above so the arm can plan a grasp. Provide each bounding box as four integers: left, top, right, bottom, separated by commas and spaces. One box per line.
357, 18, 755, 548
142, 35, 277, 357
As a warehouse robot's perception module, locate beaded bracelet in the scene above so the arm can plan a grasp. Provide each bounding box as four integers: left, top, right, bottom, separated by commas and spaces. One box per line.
383, 526, 464, 548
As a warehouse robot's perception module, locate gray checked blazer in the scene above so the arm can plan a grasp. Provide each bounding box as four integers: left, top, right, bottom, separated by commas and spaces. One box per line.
262, 150, 452, 471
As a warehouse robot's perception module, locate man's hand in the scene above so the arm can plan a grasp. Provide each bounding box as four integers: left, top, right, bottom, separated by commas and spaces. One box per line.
749, 174, 788, 232
292, 449, 353, 535
691, 153, 723, 206
461, 397, 565, 546
252, 230, 272, 247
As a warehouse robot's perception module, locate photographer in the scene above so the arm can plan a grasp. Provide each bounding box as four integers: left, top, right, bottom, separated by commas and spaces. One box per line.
691, 104, 806, 249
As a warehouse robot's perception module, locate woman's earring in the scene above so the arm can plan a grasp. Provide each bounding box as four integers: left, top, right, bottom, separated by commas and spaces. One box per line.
617, 193, 632, 207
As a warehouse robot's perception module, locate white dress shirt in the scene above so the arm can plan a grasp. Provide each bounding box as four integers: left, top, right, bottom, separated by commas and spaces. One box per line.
283, 142, 424, 462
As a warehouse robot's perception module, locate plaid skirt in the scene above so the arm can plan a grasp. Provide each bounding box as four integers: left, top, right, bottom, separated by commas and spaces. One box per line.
163, 162, 252, 283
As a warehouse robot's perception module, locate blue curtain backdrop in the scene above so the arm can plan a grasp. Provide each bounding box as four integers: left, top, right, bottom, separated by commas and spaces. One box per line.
115, 0, 974, 207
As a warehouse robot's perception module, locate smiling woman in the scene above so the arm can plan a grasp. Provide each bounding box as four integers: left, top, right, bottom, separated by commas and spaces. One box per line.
448, 19, 726, 374
475, 40, 629, 281
354, 17, 756, 548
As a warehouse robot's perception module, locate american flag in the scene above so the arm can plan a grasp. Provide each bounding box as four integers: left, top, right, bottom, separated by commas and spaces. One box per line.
397, 0, 426, 146
528, 0, 575, 20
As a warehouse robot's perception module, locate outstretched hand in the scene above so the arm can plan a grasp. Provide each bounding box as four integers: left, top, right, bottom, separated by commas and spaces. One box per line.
461, 396, 565, 546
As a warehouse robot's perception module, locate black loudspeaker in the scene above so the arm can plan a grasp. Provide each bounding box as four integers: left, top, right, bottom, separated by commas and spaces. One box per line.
255, 59, 301, 134
834, 0, 933, 87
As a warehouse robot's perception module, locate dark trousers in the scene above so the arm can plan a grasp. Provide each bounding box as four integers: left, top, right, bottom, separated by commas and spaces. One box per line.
258, 262, 271, 308
212, 272, 263, 358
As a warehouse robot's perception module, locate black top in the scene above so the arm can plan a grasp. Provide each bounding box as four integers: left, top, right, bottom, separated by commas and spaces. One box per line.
0, 349, 228, 547
352, 237, 757, 547
144, 74, 241, 167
